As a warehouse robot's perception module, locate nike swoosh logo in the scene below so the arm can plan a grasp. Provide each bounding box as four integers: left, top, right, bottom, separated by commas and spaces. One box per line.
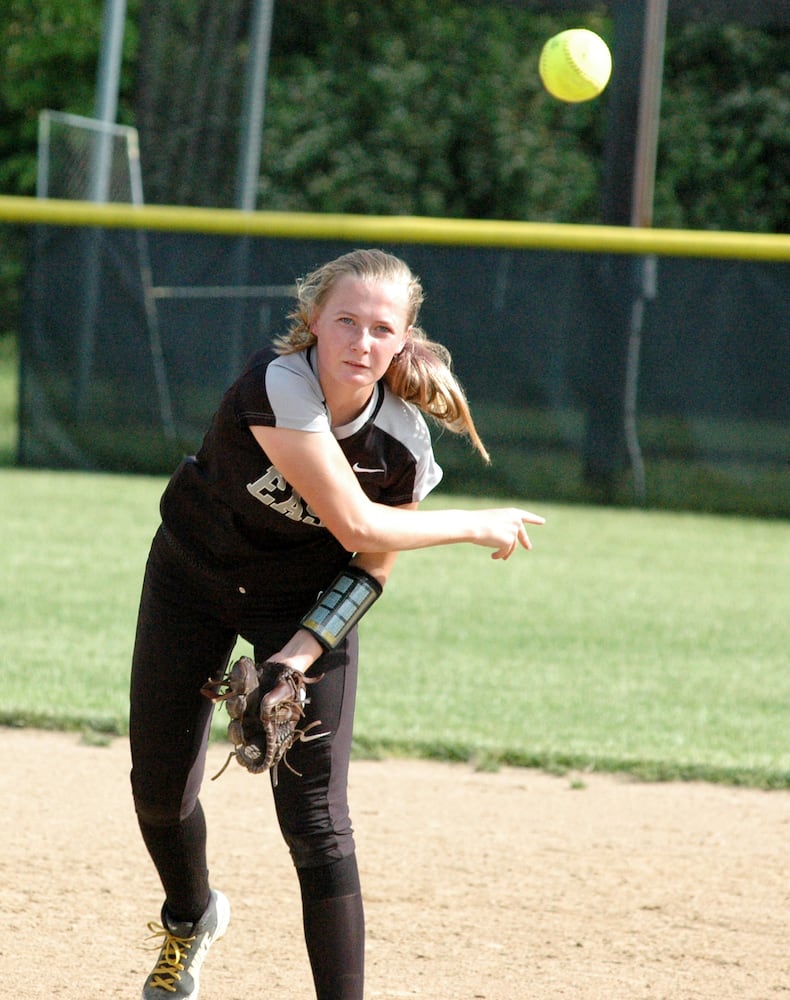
353, 462, 386, 474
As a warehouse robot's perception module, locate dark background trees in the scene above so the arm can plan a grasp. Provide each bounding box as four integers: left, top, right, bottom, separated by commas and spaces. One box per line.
3, 0, 787, 226
1, 0, 789, 338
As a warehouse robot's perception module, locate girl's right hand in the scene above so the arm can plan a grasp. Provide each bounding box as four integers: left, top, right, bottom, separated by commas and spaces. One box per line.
473, 508, 545, 560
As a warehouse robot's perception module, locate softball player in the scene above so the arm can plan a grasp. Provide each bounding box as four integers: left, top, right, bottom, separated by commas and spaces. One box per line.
130, 248, 543, 1000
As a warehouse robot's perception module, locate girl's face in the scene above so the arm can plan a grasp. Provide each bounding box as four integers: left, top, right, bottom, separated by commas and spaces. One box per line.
310, 274, 411, 405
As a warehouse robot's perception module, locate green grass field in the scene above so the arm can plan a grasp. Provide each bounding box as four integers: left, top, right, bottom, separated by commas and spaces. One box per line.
2, 465, 788, 787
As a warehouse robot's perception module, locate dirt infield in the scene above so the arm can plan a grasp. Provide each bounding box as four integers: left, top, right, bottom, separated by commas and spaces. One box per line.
2, 728, 788, 999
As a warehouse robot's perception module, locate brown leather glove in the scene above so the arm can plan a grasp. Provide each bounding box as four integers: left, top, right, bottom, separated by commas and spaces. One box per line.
202, 657, 327, 784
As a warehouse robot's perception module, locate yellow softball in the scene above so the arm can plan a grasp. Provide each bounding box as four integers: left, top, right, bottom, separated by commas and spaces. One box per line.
539, 28, 613, 103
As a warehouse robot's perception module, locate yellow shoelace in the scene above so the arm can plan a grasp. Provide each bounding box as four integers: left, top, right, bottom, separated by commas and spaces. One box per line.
145, 921, 197, 992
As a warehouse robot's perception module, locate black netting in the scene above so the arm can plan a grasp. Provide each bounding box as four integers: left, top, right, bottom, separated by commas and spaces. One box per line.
19, 227, 789, 516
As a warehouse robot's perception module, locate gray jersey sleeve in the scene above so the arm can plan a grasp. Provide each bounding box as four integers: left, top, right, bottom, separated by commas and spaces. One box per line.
264, 354, 330, 432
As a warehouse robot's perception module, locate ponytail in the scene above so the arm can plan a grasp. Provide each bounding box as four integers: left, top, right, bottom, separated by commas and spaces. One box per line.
385, 330, 489, 463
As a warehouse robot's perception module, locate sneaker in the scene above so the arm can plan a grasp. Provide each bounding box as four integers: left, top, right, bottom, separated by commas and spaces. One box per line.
142, 889, 230, 999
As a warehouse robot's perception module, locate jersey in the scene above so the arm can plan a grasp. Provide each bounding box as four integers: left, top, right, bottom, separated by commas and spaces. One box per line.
159, 346, 442, 604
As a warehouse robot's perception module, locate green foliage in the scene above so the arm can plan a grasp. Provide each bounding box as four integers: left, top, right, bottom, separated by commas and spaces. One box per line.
0, 333, 18, 463
0, 1, 788, 229
0, 0, 139, 193
0, 228, 24, 342
656, 22, 790, 230
260, 3, 610, 221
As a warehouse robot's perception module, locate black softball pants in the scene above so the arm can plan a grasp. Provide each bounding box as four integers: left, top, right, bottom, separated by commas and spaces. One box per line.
129, 527, 364, 997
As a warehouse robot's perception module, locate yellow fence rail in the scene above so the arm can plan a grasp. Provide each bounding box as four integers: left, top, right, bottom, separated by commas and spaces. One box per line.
2, 194, 789, 262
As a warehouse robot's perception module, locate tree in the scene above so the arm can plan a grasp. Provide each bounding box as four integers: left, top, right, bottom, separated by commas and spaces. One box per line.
0, 0, 138, 193
258, 1, 610, 222
656, 21, 790, 231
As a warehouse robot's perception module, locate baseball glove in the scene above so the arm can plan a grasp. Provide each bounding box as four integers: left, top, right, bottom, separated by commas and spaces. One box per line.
202, 657, 327, 783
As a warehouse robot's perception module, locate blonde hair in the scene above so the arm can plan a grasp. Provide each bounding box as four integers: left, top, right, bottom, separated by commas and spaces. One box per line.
274, 249, 489, 462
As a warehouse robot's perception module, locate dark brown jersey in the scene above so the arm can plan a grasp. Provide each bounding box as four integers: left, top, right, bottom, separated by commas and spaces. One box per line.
159, 347, 442, 599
